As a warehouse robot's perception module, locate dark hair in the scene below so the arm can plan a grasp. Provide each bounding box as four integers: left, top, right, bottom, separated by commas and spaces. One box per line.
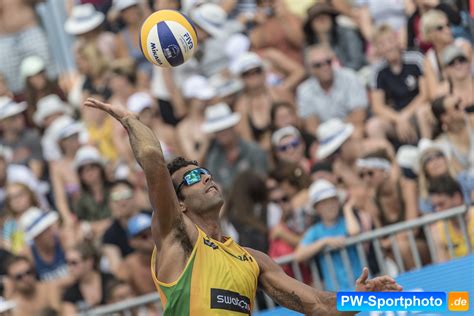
75, 241, 101, 271
109, 179, 134, 191
270, 162, 311, 191
363, 148, 392, 162
105, 279, 130, 303
428, 175, 463, 197
4, 255, 32, 275
78, 163, 110, 193
270, 101, 295, 131
167, 157, 199, 198
39, 308, 59, 316
304, 12, 339, 47
431, 96, 447, 131
310, 161, 333, 174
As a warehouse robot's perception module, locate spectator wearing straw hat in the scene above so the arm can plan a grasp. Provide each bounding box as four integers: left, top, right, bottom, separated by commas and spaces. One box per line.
0, 97, 43, 178
65, 3, 116, 59
19, 208, 70, 284
203, 103, 268, 191
294, 179, 362, 291
176, 75, 216, 162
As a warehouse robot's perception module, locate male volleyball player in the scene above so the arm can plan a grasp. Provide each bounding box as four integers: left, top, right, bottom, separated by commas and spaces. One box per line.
85, 98, 402, 315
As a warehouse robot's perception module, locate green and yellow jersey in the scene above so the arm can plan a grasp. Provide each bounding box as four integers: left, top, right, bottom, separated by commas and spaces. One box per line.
151, 225, 260, 315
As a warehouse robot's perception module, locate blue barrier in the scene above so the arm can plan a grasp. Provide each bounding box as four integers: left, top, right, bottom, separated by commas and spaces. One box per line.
256, 255, 474, 316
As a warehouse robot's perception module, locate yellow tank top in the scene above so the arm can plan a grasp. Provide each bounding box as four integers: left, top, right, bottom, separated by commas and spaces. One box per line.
86, 117, 118, 162
436, 206, 474, 257
151, 226, 260, 315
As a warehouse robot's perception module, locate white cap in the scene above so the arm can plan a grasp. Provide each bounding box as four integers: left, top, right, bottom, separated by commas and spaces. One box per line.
202, 103, 241, 133
230, 52, 263, 76
113, 0, 138, 11
189, 3, 227, 38
396, 145, 419, 174
182, 75, 216, 100
57, 121, 85, 141
271, 126, 301, 146
209, 75, 244, 97
0, 97, 27, 120
65, 4, 105, 35
316, 119, 354, 160
127, 92, 153, 113
20, 56, 45, 83
308, 179, 338, 206
34, 95, 72, 127
74, 145, 104, 169
225, 33, 251, 61
20, 207, 59, 242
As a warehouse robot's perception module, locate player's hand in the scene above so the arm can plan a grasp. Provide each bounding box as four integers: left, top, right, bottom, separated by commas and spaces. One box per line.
355, 267, 403, 292
84, 98, 136, 123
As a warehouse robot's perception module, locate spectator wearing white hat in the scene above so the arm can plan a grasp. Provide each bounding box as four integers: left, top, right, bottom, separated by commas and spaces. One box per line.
0, 97, 43, 178
232, 52, 300, 150
250, 0, 304, 64
294, 179, 362, 291
114, 0, 152, 90
203, 103, 268, 191
19, 208, 71, 284
0, 0, 53, 93
297, 45, 368, 136
35, 95, 74, 162
176, 75, 216, 162
73, 146, 112, 238
65, 3, 116, 59
271, 126, 310, 173
49, 121, 85, 226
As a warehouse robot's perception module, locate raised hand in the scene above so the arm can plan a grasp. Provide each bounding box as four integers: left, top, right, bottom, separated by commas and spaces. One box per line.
355, 267, 403, 292
84, 98, 136, 123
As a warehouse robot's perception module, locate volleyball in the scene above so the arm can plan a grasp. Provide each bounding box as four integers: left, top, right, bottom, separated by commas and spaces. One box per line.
139, 10, 198, 68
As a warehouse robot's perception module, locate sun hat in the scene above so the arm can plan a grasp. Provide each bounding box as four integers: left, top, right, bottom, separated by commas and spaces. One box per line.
225, 33, 251, 61
0, 97, 27, 121
34, 94, 72, 127
113, 0, 138, 11
271, 126, 301, 146
65, 4, 105, 35
316, 119, 354, 159
182, 75, 216, 100
128, 213, 152, 238
0, 145, 13, 162
417, 138, 447, 165
209, 76, 244, 98
19, 207, 59, 242
396, 145, 420, 175
74, 145, 104, 170
230, 52, 264, 76
57, 121, 85, 141
308, 179, 338, 206
189, 3, 227, 38
202, 103, 241, 134
441, 44, 467, 67
127, 92, 154, 113
20, 56, 46, 83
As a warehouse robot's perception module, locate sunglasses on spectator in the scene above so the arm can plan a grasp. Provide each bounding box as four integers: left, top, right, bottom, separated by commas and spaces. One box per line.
176, 168, 211, 193
67, 259, 81, 266
277, 138, 301, 152
447, 56, 468, 67
111, 189, 133, 202
271, 195, 289, 204
311, 59, 332, 69
434, 24, 449, 32
11, 269, 34, 281
423, 152, 444, 165
358, 170, 374, 179
242, 67, 263, 77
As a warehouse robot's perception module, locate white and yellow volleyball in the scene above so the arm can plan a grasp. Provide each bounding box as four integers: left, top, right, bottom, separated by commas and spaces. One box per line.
140, 10, 198, 68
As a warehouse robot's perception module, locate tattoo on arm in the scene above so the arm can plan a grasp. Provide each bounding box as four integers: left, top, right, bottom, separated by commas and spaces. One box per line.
266, 286, 304, 312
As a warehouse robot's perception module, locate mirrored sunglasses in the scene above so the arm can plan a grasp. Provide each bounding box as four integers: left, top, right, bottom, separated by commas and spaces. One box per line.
176, 168, 211, 193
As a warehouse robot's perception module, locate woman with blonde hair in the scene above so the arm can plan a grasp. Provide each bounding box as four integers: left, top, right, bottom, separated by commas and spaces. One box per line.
421, 9, 472, 100
1, 182, 39, 254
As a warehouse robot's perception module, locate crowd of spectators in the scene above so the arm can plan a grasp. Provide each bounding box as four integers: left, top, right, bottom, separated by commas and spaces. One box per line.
0, 0, 473, 314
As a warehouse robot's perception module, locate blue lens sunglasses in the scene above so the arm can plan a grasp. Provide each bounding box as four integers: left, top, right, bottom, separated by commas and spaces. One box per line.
175, 168, 211, 193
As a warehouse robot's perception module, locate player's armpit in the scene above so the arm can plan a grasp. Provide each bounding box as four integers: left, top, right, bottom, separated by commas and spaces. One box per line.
246, 248, 356, 316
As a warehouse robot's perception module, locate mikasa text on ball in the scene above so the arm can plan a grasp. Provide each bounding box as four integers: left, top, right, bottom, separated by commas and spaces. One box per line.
140, 10, 198, 68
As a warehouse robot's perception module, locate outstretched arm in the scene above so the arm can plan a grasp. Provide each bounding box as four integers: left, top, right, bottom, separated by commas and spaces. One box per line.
247, 248, 402, 315
84, 98, 181, 244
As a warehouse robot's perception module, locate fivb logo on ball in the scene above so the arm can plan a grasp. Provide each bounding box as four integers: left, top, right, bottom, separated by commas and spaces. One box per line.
140, 10, 198, 68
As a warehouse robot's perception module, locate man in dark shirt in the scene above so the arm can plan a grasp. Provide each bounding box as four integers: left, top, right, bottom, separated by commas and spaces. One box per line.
102, 180, 140, 274
367, 24, 426, 145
